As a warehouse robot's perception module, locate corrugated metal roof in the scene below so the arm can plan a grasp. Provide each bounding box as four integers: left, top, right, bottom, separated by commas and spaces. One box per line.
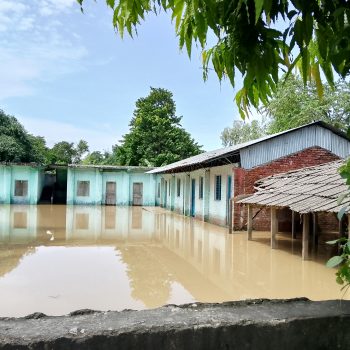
238, 160, 350, 214
68, 164, 155, 171
148, 121, 350, 174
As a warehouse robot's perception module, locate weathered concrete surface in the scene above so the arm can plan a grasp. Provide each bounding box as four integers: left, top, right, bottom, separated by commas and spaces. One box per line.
0, 299, 350, 349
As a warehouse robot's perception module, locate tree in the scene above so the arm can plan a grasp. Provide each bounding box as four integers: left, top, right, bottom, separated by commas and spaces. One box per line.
78, 0, 350, 117
221, 119, 266, 146
82, 150, 112, 165
47, 140, 89, 164
113, 87, 202, 167
0, 110, 35, 163
74, 140, 89, 163
27, 135, 49, 164
264, 75, 350, 134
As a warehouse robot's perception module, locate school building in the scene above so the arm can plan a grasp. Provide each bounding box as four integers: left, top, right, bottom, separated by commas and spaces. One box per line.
149, 121, 350, 229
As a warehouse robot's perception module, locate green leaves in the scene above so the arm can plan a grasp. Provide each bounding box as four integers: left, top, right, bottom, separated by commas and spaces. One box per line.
113, 87, 202, 166
0, 110, 39, 163
221, 119, 267, 146
76, 0, 350, 118
254, 0, 264, 23
265, 74, 350, 134
326, 235, 350, 289
326, 255, 344, 268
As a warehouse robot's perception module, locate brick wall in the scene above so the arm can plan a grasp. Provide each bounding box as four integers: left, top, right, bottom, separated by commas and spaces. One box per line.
233, 146, 340, 231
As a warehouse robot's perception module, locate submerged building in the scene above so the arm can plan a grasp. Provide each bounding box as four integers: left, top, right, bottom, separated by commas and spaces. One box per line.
66, 165, 160, 206
149, 121, 350, 229
0, 164, 159, 207
0, 121, 349, 233
0, 163, 44, 205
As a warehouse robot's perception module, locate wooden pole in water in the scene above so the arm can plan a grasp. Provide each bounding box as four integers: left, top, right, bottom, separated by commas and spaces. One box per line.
271, 207, 278, 249
228, 198, 233, 234
302, 213, 310, 260
247, 205, 253, 240
291, 210, 296, 239
312, 212, 318, 252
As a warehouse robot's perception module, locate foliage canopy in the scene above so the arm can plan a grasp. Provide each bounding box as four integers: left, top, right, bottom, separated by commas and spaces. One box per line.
221, 119, 266, 146
264, 75, 350, 134
78, 0, 350, 117
113, 87, 202, 166
47, 140, 89, 165
0, 110, 38, 163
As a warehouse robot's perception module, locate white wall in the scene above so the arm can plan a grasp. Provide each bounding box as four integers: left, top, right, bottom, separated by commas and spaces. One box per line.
208, 165, 233, 226
159, 164, 234, 226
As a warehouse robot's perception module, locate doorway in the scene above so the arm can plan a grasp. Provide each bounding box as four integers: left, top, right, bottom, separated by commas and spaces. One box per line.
105, 181, 116, 205
133, 182, 143, 206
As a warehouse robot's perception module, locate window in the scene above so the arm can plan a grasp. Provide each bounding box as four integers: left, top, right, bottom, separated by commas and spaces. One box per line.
199, 176, 204, 199
14, 180, 28, 197
214, 175, 222, 201
177, 178, 181, 197
77, 181, 90, 197
157, 183, 160, 198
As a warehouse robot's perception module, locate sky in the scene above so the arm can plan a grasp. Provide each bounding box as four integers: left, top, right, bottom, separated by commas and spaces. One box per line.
0, 0, 244, 152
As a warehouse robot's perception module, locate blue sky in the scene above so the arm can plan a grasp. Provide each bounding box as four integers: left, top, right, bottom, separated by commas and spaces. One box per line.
0, 0, 243, 152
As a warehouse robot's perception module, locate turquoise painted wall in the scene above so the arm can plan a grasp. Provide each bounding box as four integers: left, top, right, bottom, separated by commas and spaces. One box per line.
67, 167, 159, 206
0, 165, 44, 205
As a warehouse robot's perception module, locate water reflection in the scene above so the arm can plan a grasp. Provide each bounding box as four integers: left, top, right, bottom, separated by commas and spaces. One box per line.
0, 205, 347, 317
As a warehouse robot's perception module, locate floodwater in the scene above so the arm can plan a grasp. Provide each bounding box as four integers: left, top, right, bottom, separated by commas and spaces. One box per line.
0, 205, 347, 317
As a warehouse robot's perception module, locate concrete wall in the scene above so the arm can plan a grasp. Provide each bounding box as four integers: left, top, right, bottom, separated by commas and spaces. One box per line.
159, 164, 233, 226
67, 168, 158, 206
67, 168, 102, 205
0, 165, 43, 205
1, 299, 350, 349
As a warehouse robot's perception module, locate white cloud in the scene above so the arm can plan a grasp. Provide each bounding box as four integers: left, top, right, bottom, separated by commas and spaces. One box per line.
18, 116, 117, 152
0, 1, 27, 13
0, 1, 29, 32
0, 0, 88, 100
39, 0, 77, 16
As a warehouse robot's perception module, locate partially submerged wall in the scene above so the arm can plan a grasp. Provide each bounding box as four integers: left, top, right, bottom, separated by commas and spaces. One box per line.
233, 147, 340, 231
1, 299, 350, 349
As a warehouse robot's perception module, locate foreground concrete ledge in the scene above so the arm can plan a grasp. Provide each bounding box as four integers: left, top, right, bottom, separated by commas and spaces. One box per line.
1, 298, 350, 349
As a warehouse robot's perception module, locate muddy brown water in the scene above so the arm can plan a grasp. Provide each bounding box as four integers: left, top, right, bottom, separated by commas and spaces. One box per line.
0, 205, 347, 317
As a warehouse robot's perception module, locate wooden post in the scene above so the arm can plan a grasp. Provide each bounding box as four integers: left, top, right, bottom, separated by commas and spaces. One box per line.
312, 212, 318, 253
291, 210, 296, 239
302, 213, 310, 260
339, 217, 343, 237
228, 198, 233, 234
247, 205, 253, 240
271, 207, 278, 249
348, 214, 350, 239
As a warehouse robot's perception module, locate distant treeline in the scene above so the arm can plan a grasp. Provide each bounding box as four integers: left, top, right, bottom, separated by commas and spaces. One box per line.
0, 87, 202, 166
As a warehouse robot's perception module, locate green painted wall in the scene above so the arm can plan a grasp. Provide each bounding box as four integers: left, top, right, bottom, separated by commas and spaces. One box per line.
67, 167, 159, 206
0, 165, 44, 205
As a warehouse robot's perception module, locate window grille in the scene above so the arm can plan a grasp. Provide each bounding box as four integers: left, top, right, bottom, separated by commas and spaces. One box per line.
177, 178, 181, 197
77, 181, 90, 197
199, 176, 204, 199
14, 180, 28, 197
215, 175, 222, 201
